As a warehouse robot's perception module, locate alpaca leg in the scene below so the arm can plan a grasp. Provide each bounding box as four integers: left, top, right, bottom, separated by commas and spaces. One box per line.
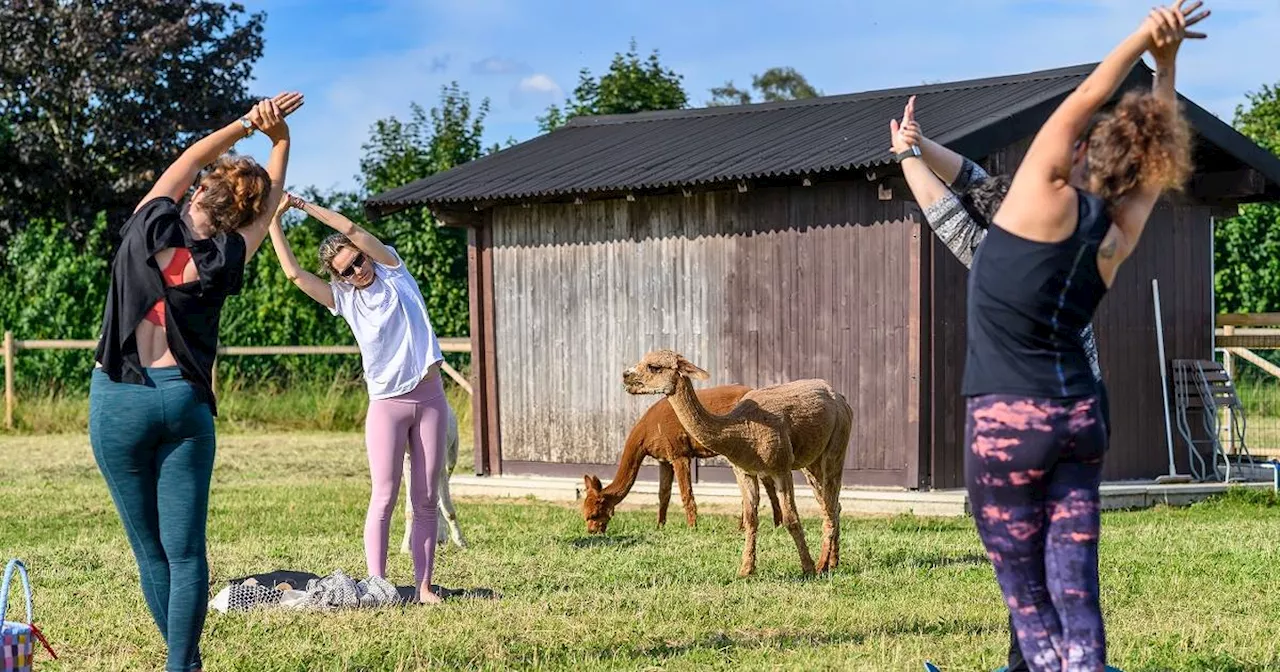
400, 451, 413, 554
805, 467, 843, 573
734, 470, 761, 577
657, 461, 674, 528
802, 469, 832, 572
438, 419, 465, 547
763, 477, 783, 528
774, 473, 816, 576
673, 457, 698, 527
437, 465, 466, 548
822, 470, 843, 571
821, 415, 851, 571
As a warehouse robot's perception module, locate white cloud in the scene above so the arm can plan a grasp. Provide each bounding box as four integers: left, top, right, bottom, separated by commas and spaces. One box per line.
517, 74, 562, 97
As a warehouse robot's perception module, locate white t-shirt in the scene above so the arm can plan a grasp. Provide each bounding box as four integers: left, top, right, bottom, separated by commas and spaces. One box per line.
329, 246, 444, 399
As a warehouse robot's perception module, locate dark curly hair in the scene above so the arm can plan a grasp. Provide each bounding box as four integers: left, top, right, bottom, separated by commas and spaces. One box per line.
959, 174, 1011, 230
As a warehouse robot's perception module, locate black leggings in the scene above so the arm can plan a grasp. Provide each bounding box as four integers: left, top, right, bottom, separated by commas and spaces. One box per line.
965, 393, 1108, 672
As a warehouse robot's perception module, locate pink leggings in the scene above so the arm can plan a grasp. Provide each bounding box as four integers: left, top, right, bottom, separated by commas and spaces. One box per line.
364, 373, 447, 588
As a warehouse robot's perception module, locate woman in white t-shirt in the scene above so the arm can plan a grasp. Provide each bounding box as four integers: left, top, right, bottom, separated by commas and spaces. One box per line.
267, 193, 447, 604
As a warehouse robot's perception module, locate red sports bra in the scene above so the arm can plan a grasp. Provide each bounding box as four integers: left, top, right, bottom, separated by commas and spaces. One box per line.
143, 247, 192, 326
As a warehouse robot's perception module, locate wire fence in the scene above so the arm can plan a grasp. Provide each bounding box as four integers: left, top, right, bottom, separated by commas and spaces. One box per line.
1217, 317, 1280, 460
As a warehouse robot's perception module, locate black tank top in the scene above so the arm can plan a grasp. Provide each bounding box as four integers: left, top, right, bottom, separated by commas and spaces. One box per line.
962, 189, 1112, 399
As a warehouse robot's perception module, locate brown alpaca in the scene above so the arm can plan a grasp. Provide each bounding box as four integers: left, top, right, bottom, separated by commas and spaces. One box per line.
582, 384, 783, 534
622, 350, 853, 577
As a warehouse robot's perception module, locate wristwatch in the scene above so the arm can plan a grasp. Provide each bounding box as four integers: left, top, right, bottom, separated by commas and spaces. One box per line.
894, 145, 921, 163
239, 117, 256, 137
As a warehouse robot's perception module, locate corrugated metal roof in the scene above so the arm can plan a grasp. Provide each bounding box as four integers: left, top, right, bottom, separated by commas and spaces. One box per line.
365, 62, 1280, 214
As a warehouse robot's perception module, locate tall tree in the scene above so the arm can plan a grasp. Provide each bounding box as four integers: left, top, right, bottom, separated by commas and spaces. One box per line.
538, 39, 687, 133
708, 66, 822, 107
1215, 83, 1280, 313
0, 1, 265, 239
359, 83, 489, 340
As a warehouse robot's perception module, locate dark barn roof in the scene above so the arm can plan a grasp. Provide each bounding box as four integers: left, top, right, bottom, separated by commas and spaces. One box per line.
366, 62, 1280, 216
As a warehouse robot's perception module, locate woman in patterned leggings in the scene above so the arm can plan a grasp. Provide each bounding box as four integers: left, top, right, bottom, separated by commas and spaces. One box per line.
934, 2, 1204, 670
890, 99, 1107, 672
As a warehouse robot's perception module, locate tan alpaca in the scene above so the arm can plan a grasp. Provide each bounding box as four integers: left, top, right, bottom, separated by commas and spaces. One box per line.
623, 350, 853, 577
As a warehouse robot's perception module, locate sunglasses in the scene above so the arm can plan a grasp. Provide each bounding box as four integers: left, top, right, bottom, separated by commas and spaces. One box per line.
337, 252, 367, 278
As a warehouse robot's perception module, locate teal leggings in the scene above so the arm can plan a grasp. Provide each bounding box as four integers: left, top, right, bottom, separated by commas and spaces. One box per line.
90, 367, 215, 672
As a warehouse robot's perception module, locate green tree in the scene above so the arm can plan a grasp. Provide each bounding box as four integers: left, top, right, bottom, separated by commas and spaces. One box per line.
538, 39, 687, 133
358, 83, 485, 344
0, 215, 111, 390
0, 0, 265, 239
1215, 83, 1280, 313
708, 66, 821, 107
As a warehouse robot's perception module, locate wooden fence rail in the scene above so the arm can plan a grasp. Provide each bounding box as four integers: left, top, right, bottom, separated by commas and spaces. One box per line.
1, 331, 472, 429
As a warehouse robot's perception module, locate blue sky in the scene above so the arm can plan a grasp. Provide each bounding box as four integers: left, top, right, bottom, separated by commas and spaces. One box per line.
237, 0, 1280, 193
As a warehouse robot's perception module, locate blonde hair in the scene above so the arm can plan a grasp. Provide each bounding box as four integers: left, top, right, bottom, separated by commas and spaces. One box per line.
318, 233, 354, 277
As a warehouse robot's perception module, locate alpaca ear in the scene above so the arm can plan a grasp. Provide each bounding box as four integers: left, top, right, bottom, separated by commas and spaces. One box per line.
584, 474, 602, 492
677, 357, 710, 380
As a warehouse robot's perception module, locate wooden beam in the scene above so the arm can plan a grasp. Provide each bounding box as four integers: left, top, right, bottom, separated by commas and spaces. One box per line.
4, 331, 13, 430
1216, 313, 1280, 327
1191, 169, 1266, 201
1226, 347, 1280, 381
431, 206, 484, 228
467, 225, 491, 476
480, 221, 503, 476
1209, 204, 1241, 220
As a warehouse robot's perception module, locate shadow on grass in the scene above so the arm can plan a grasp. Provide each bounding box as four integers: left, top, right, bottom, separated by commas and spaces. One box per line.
397, 585, 501, 602
565, 534, 642, 550
617, 617, 1003, 660
878, 549, 990, 570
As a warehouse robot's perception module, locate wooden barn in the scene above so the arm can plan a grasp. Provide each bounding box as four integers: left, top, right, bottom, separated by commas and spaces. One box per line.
366, 63, 1280, 491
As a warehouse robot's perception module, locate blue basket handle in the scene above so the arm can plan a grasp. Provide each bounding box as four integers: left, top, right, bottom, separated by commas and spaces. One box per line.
0, 558, 33, 625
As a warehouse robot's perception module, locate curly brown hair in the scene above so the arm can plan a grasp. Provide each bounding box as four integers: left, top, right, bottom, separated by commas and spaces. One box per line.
195, 155, 272, 233
1084, 91, 1192, 207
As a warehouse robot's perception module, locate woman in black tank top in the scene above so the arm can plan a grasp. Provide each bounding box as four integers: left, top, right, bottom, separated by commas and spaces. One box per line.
960, 3, 1206, 671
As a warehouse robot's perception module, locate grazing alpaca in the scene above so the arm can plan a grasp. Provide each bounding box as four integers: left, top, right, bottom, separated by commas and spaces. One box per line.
623, 350, 853, 577
582, 384, 783, 534
400, 405, 466, 553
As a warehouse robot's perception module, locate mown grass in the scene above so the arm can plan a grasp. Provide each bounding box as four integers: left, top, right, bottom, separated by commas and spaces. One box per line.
2, 433, 1279, 671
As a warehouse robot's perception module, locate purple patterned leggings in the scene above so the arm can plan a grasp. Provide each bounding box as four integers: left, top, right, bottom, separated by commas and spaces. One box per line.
964, 393, 1108, 672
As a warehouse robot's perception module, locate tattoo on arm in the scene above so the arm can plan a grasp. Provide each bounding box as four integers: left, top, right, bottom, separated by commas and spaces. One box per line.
1099, 234, 1119, 259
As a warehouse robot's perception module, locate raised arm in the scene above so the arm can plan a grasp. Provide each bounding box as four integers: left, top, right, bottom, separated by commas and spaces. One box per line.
239, 99, 293, 262
890, 98, 950, 211
998, 1, 1207, 240
267, 195, 335, 309
137, 92, 303, 214
291, 197, 397, 268
1103, 13, 1196, 265
891, 99, 986, 265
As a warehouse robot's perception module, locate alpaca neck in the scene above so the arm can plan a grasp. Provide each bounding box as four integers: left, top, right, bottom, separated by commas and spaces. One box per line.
667, 375, 741, 454
603, 426, 649, 500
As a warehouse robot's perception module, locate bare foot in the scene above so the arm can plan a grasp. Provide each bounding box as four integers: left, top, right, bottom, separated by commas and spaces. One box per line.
418, 584, 443, 605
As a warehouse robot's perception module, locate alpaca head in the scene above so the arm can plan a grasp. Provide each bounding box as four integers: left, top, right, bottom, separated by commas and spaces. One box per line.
581, 474, 614, 534
622, 350, 709, 396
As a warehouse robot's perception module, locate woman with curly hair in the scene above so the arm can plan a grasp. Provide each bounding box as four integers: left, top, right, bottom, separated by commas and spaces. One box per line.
955, 2, 1205, 669
90, 91, 303, 672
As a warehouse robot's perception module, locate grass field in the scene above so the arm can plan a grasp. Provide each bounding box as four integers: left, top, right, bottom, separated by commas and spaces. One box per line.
3, 432, 1280, 671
